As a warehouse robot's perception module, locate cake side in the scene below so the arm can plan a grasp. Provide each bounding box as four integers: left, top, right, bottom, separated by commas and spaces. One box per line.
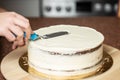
28, 44, 103, 72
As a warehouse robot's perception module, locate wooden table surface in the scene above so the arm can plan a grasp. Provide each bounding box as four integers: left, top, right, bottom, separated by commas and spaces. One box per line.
0, 17, 120, 80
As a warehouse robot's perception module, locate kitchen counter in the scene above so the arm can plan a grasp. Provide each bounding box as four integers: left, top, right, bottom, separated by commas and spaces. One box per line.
0, 17, 120, 80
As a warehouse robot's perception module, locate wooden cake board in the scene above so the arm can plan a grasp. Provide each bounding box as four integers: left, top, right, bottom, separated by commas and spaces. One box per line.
1, 44, 120, 80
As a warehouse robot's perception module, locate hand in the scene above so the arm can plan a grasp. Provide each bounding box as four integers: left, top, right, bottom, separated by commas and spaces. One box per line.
0, 12, 32, 49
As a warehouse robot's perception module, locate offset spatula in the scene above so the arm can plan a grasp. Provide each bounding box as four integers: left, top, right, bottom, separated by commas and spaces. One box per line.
24, 31, 69, 41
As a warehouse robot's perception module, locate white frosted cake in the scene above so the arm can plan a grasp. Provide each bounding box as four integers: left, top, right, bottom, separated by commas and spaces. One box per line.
28, 25, 104, 79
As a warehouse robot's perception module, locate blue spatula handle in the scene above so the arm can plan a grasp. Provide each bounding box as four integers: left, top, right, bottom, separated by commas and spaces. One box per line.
24, 32, 39, 41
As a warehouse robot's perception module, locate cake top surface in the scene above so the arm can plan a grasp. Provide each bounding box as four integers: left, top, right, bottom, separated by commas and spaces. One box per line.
29, 25, 104, 54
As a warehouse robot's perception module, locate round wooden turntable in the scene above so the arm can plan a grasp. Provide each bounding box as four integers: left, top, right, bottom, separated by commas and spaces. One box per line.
1, 44, 120, 80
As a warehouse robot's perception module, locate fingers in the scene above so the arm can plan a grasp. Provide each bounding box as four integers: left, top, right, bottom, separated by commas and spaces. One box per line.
12, 41, 18, 49
11, 12, 32, 40
12, 38, 25, 49
3, 28, 25, 49
11, 15, 32, 49
11, 12, 30, 29
0, 12, 32, 49
4, 29, 16, 42
13, 16, 30, 29
24, 26, 32, 41
9, 25, 29, 49
9, 25, 24, 38
12, 12, 29, 23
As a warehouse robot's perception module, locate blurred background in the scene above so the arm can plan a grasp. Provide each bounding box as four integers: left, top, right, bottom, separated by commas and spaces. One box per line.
0, 0, 118, 17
